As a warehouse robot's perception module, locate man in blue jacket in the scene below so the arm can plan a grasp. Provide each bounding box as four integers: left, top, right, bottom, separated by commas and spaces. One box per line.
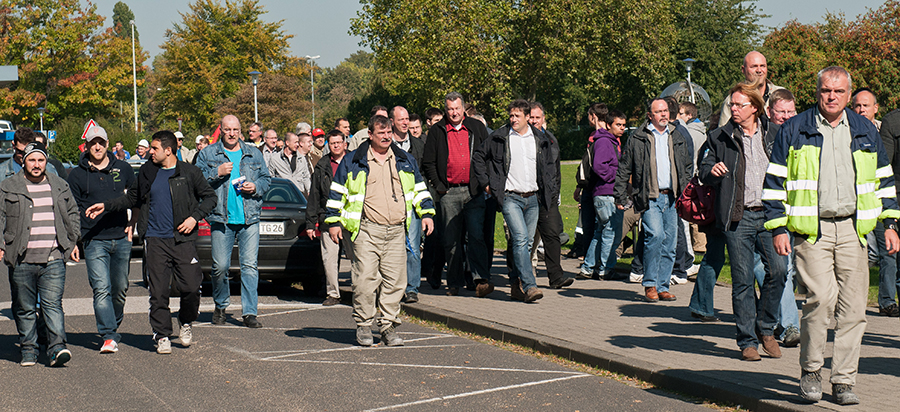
197, 115, 271, 328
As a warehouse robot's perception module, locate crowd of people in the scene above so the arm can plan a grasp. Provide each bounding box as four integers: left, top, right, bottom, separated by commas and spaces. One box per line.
2, 50, 898, 407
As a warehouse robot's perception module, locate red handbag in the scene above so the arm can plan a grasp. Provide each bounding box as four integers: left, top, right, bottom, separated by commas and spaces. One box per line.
676, 176, 716, 225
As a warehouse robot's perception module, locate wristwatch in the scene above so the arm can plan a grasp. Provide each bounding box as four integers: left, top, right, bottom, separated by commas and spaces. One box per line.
888, 222, 898, 232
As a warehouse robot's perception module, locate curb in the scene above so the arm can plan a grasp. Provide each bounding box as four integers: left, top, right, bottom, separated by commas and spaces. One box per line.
399, 301, 831, 412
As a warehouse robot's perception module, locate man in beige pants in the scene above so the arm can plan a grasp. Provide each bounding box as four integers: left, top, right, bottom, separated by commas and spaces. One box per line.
765, 66, 900, 405
326, 115, 435, 347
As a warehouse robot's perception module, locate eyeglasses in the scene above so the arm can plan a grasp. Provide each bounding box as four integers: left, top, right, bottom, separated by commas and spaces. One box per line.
729, 102, 752, 109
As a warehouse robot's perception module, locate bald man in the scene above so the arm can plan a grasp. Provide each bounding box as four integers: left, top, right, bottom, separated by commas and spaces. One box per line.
718, 51, 785, 127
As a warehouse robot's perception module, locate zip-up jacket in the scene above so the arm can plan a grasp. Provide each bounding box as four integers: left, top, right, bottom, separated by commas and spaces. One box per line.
105, 160, 217, 243
763, 107, 900, 243
68, 151, 136, 240
0, 171, 80, 268
700, 118, 779, 231
472, 124, 560, 209
614, 122, 693, 212
307, 154, 340, 229
591, 128, 620, 197
325, 141, 435, 241
422, 116, 490, 197
196, 139, 271, 225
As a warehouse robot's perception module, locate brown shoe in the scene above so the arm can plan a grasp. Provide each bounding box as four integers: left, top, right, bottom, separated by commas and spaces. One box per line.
741, 347, 762, 361
644, 287, 659, 302
510, 280, 526, 301
475, 282, 495, 298
658, 291, 677, 301
322, 296, 340, 306
760, 335, 782, 358
524, 287, 544, 303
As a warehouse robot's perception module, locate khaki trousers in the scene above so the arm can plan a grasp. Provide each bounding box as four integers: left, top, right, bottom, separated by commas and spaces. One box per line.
321, 228, 353, 299
351, 220, 407, 331
793, 217, 868, 385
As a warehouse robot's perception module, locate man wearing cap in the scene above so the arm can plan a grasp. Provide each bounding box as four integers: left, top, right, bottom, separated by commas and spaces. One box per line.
67, 125, 136, 354
0, 128, 59, 183
86, 131, 216, 355
174, 132, 196, 163
310, 128, 326, 165
136, 139, 151, 160
0, 141, 81, 367
192, 136, 209, 165
196, 114, 271, 328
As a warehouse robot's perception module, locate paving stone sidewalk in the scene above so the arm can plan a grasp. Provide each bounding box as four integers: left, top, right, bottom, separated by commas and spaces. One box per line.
398, 254, 900, 412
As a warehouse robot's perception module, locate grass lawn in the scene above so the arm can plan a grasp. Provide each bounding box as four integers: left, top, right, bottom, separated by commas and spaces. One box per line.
489, 162, 882, 305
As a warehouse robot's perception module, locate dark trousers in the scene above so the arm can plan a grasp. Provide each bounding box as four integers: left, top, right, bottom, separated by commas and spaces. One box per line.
145, 237, 202, 338
576, 190, 596, 257
421, 200, 446, 288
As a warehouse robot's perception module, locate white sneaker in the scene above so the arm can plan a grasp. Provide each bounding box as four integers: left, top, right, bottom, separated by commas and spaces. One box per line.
156, 337, 172, 354
629, 272, 644, 283
179, 323, 193, 347
687, 264, 701, 276
100, 339, 118, 353
670, 275, 689, 285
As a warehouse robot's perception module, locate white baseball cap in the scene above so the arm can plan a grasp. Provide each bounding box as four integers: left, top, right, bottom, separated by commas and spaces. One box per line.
196, 135, 205, 144
137, 139, 149, 148
174, 131, 185, 139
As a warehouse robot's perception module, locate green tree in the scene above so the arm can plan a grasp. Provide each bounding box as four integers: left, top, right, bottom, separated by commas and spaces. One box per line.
151, 0, 297, 132
112, 1, 138, 40
315, 51, 380, 129
215, 72, 310, 136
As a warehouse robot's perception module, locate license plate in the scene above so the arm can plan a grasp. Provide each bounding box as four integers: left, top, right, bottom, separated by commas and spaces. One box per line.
260, 222, 285, 235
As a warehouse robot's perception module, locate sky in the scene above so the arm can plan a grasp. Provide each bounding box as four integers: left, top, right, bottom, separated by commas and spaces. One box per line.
85, 0, 888, 69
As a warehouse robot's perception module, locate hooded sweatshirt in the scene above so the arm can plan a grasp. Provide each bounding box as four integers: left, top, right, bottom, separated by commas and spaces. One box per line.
67, 151, 136, 240
591, 128, 620, 197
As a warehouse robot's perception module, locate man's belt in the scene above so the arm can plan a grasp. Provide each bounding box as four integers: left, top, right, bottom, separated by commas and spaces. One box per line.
447, 182, 468, 188
506, 190, 537, 198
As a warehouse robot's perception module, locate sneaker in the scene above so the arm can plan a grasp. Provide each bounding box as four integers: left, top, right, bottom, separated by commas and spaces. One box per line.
524, 287, 544, 303
242, 315, 263, 328
20, 352, 37, 367
402, 292, 419, 303
322, 296, 341, 306
356, 326, 374, 346
686, 263, 701, 276
782, 326, 800, 348
670, 275, 689, 285
576, 271, 593, 280
212, 308, 226, 325
629, 272, 644, 283
100, 339, 119, 353
475, 282, 494, 298
381, 325, 404, 346
799, 369, 823, 402
179, 323, 193, 347
50, 348, 71, 367
156, 337, 172, 354
879, 303, 900, 317
832, 383, 859, 405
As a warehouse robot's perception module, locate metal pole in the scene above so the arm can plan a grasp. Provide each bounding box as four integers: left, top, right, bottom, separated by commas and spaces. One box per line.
253, 82, 259, 123
131, 21, 138, 131
39, 113, 43, 132
305, 55, 320, 128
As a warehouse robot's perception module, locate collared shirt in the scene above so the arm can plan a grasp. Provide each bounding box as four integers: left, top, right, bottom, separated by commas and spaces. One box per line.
738, 121, 768, 207
650, 125, 672, 190
363, 147, 406, 226
262, 146, 280, 164
446, 122, 470, 184
394, 134, 411, 152
505, 126, 538, 193
816, 109, 856, 218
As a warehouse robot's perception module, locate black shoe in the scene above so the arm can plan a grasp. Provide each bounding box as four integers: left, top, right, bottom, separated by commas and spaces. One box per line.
549, 277, 574, 289
690, 312, 720, 322
322, 296, 341, 306
879, 303, 900, 317
212, 308, 226, 325
242, 315, 263, 328
832, 383, 859, 405
564, 249, 578, 259
403, 292, 419, 303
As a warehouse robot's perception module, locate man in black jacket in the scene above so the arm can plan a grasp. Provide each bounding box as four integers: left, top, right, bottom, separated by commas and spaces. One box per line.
67, 125, 136, 354
306, 130, 351, 306
390, 106, 427, 302
474, 99, 560, 302
614, 98, 692, 303
422, 92, 493, 297
86, 131, 216, 355
700, 82, 787, 362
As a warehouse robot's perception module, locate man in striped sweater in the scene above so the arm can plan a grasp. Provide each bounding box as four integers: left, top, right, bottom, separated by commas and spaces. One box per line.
0, 141, 81, 367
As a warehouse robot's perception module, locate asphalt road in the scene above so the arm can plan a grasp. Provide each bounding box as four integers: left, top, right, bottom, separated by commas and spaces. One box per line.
0, 259, 712, 411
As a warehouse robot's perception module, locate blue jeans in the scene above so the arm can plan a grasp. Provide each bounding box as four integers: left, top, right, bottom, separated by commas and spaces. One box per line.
689, 230, 767, 317
723, 209, 787, 349
85, 238, 131, 343
874, 221, 900, 309
641, 194, 678, 292
502, 192, 540, 291
581, 195, 623, 275
210, 222, 260, 316
406, 213, 422, 294
754, 240, 800, 338
10, 260, 67, 355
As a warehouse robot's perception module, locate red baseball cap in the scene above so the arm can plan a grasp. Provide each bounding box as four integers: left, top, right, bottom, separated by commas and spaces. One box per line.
312, 128, 325, 137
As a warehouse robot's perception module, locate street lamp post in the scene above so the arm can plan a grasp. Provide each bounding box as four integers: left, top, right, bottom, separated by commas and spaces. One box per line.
37, 107, 45, 132
249, 70, 261, 123
131, 20, 138, 131
682, 58, 696, 103
305, 55, 320, 128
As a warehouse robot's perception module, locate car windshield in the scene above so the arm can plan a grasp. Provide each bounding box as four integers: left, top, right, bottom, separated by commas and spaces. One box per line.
265, 179, 307, 206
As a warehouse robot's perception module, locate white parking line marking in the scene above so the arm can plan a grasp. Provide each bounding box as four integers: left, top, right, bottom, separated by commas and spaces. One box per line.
259, 343, 478, 360
362, 374, 591, 411
255, 306, 342, 318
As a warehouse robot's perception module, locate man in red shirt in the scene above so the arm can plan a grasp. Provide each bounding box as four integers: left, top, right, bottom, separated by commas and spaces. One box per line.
422, 92, 492, 297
